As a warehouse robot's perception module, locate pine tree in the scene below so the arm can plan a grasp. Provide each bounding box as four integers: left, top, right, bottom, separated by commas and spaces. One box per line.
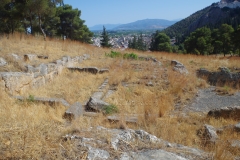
100, 26, 111, 48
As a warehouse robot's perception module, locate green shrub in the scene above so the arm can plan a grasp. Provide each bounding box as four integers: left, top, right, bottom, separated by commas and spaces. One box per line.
123, 53, 138, 60
105, 51, 122, 58
27, 95, 35, 102
103, 104, 119, 115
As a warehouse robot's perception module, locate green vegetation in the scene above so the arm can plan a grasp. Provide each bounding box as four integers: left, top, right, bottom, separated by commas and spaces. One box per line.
183, 24, 240, 56
123, 53, 138, 60
0, 0, 93, 43
150, 31, 172, 52
184, 27, 213, 55
105, 51, 122, 58
100, 26, 112, 48
103, 104, 119, 115
27, 95, 35, 102
128, 33, 147, 51
105, 51, 138, 60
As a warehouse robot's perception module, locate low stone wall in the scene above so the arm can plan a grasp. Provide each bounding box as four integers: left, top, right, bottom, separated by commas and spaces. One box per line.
0, 54, 90, 95
208, 106, 240, 120
197, 67, 240, 86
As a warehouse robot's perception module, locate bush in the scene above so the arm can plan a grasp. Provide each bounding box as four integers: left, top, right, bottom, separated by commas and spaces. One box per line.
27, 95, 35, 102
103, 104, 119, 115
123, 53, 138, 60
105, 51, 122, 58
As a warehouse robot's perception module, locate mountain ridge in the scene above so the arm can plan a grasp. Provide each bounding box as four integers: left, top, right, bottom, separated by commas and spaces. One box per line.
89, 19, 178, 31
163, 0, 240, 39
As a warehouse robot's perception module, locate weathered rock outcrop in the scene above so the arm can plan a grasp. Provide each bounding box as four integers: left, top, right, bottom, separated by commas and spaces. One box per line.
0, 54, 90, 95
197, 67, 240, 86
201, 125, 218, 144
0, 72, 34, 94
64, 126, 209, 160
171, 60, 188, 74
0, 57, 7, 66
68, 67, 109, 74
208, 106, 240, 120
64, 102, 84, 120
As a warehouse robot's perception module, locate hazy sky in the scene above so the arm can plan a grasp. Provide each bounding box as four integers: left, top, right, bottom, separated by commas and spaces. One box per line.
64, 0, 218, 27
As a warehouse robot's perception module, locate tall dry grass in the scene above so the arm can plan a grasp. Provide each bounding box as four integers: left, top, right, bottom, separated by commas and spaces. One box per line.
0, 33, 240, 158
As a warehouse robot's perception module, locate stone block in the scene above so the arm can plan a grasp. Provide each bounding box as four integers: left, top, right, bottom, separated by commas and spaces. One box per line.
0, 57, 7, 66
203, 124, 218, 143
44, 71, 57, 83
47, 63, 57, 73
68, 67, 99, 74
208, 106, 240, 120
0, 72, 34, 95
31, 76, 45, 88
87, 97, 109, 112
64, 102, 84, 120
39, 63, 48, 75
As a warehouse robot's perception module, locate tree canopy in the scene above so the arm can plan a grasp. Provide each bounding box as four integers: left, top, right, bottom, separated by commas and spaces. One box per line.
150, 31, 172, 52
0, 0, 93, 43
100, 26, 111, 48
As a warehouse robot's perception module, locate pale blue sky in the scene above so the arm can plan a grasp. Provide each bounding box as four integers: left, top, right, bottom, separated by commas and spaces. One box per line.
64, 0, 218, 27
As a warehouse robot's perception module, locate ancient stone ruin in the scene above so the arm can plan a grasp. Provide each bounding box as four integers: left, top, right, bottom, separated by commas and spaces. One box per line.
197, 67, 240, 86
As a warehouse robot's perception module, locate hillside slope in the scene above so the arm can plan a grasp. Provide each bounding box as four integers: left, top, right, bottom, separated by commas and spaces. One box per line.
113, 19, 178, 30
164, 2, 240, 39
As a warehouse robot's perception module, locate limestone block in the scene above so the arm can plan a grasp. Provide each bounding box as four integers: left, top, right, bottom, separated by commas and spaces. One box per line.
47, 63, 57, 73
24, 54, 37, 62
44, 71, 57, 83
56, 64, 63, 74
203, 125, 218, 143
208, 106, 240, 120
64, 102, 84, 120
171, 60, 188, 74
0, 57, 7, 66
0, 72, 34, 95
87, 97, 109, 112
83, 54, 90, 60
11, 53, 23, 61
39, 63, 48, 75
31, 76, 45, 88
120, 150, 187, 160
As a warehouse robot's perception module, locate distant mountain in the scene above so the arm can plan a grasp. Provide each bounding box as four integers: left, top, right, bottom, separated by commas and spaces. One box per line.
164, 0, 240, 39
89, 24, 121, 31
113, 19, 178, 30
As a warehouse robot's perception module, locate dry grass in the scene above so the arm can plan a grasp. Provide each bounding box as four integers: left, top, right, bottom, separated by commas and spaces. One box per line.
23, 70, 108, 104
0, 33, 240, 159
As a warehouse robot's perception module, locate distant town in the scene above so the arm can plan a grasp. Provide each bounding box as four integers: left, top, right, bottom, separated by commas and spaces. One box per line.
91, 30, 176, 49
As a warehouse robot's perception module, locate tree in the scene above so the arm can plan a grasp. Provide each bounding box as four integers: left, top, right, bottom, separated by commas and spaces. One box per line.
214, 24, 234, 56
0, 0, 24, 34
56, 4, 93, 43
232, 25, 240, 56
128, 34, 147, 51
184, 27, 212, 55
150, 31, 172, 52
100, 26, 111, 47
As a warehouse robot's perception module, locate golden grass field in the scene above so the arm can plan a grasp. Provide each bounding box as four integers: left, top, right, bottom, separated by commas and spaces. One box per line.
0, 33, 240, 159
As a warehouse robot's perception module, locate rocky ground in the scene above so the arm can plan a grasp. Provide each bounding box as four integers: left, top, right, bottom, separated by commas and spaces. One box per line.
0, 50, 240, 159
